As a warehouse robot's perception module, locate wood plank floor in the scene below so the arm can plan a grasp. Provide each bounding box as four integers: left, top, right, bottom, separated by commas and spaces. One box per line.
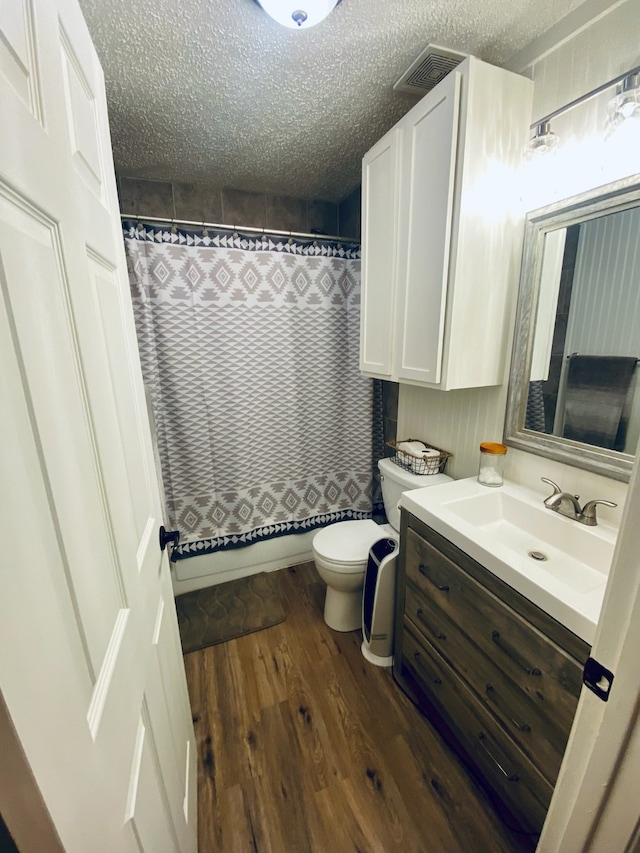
183, 563, 538, 852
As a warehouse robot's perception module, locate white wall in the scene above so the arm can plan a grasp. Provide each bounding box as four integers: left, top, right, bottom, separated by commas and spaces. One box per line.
398, 0, 640, 525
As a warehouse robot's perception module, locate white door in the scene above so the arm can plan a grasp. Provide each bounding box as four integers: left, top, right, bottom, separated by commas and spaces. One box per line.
0, 0, 196, 851
394, 70, 460, 385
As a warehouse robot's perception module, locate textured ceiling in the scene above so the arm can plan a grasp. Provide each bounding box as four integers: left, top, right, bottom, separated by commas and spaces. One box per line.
78, 0, 585, 203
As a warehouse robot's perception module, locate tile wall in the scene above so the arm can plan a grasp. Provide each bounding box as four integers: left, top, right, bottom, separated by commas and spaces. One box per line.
117, 177, 340, 235
338, 186, 362, 239
381, 380, 399, 453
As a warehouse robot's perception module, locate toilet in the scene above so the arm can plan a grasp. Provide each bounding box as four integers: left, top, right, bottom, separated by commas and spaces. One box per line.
312, 457, 452, 631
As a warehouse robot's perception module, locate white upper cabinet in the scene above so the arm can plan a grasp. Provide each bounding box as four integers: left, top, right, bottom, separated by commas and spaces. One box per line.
360, 57, 533, 390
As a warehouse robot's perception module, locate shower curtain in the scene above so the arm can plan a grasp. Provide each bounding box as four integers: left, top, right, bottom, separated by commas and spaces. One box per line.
123, 221, 379, 560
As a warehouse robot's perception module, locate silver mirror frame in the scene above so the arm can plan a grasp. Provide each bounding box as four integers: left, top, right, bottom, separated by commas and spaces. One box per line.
504, 173, 640, 483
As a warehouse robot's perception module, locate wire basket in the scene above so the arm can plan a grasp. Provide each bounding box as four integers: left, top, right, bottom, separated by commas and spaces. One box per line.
386, 439, 451, 476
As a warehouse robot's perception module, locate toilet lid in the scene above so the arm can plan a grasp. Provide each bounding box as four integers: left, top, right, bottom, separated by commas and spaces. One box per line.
312, 519, 383, 564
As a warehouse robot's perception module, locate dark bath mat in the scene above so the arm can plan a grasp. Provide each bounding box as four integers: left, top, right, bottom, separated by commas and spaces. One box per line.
175, 572, 285, 654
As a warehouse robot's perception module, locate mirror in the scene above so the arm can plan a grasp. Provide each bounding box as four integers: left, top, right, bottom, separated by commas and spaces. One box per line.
505, 175, 640, 482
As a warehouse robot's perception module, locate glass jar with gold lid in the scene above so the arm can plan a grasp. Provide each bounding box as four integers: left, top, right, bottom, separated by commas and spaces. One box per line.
478, 442, 507, 487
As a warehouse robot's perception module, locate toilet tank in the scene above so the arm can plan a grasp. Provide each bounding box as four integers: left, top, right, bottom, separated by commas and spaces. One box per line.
378, 457, 451, 531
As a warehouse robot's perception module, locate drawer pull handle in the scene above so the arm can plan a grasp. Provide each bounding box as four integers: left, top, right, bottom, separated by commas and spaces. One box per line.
413, 652, 442, 684
491, 631, 541, 676
411, 651, 442, 685
478, 732, 519, 782
416, 609, 446, 641
418, 564, 450, 592
485, 684, 532, 733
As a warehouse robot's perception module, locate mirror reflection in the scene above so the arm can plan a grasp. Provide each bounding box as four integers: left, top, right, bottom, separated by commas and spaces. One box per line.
526, 207, 640, 457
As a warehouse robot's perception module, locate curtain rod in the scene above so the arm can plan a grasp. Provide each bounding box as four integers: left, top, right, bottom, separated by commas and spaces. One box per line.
120, 213, 360, 245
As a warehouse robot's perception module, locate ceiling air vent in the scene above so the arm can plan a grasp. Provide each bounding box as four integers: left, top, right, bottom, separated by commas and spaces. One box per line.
394, 44, 468, 96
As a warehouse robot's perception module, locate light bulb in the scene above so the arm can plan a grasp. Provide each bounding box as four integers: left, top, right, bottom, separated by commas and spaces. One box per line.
606, 74, 640, 138
524, 121, 560, 161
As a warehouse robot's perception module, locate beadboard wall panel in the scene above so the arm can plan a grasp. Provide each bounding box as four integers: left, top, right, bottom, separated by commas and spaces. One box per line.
398, 0, 637, 520
566, 209, 640, 358
523, 0, 640, 122
400, 384, 508, 480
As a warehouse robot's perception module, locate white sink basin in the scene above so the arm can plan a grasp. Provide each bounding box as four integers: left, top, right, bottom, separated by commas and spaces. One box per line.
401, 477, 618, 643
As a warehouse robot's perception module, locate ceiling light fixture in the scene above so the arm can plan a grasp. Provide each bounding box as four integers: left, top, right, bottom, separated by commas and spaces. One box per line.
256, 0, 340, 29
524, 121, 559, 160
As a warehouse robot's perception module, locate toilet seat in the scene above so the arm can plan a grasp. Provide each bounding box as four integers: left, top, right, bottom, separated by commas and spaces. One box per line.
312, 519, 383, 572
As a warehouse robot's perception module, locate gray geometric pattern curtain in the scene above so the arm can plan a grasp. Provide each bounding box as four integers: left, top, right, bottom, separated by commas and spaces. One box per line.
123, 222, 374, 560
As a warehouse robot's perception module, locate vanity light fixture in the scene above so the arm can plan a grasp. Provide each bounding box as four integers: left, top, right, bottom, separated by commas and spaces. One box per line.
524, 121, 559, 160
256, 0, 340, 29
524, 63, 640, 157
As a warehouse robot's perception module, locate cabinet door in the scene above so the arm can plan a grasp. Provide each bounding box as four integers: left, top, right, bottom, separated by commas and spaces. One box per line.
395, 71, 461, 385
360, 128, 402, 378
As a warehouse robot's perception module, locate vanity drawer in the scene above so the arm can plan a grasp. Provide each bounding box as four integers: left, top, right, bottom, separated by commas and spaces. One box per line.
405, 579, 569, 784
401, 620, 552, 835
405, 526, 584, 734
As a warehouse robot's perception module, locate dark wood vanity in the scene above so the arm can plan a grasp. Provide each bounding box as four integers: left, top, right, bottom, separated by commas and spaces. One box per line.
393, 510, 590, 835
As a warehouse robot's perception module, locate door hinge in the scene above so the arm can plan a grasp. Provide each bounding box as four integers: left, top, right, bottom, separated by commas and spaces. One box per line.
583, 656, 614, 702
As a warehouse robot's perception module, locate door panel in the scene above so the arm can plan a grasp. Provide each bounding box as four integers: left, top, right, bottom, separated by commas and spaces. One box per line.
59, 25, 105, 200
0, 189, 124, 672
0, 0, 43, 121
129, 704, 181, 853
395, 71, 460, 384
360, 128, 401, 378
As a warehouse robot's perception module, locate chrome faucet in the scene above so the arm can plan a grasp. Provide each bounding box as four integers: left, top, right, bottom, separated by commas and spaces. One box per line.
541, 478, 617, 526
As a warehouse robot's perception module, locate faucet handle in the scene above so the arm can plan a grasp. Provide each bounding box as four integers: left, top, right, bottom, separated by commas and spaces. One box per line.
541, 477, 561, 497
580, 499, 617, 526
